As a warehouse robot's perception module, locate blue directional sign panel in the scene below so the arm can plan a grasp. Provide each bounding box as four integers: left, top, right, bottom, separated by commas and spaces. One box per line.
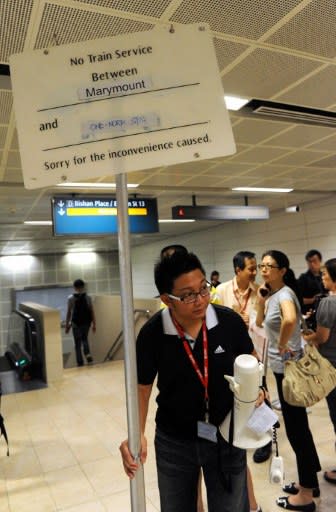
51, 196, 159, 236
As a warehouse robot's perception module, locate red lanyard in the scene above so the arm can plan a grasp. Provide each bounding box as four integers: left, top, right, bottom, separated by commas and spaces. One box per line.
232, 280, 251, 313
172, 317, 209, 404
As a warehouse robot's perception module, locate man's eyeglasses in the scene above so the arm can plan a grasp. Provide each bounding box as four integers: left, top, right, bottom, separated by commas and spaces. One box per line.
168, 282, 211, 304
257, 263, 280, 270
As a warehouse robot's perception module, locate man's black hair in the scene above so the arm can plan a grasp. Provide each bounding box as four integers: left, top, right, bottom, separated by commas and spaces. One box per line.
233, 251, 256, 273
305, 249, 322, 261
210, 270, 219, 278
73, 279, 85, 289
160, 244, 188, 259
155, 251, 205, 295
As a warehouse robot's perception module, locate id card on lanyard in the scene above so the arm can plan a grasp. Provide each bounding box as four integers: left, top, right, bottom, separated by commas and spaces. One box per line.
172, 316, 217, 443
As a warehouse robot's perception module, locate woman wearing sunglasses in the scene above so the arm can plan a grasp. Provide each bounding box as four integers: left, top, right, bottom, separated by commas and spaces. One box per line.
256, 250, 320, 512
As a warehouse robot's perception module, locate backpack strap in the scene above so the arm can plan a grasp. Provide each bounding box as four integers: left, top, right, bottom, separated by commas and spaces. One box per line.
0, 385, 9, 456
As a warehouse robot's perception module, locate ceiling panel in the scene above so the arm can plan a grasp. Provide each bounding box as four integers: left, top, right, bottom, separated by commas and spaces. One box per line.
0, 0, 335, 255
266, 0, 336, 58
229, 146, 289, 164
232, 119, 290, 145
0, 0, 33, 62
201, 162, 253, 177
34, 3, 153, 49
0, 91, 12, 124
213, 38, 248, 72
271, 149, 327, 166
0, 126, 7, 148
170, 0, 303, 39
307, 134, 336, 152
73, 0, 172, 17
307, 155, 336, 168
275, 66, 336, 108
266, 124, 336, 148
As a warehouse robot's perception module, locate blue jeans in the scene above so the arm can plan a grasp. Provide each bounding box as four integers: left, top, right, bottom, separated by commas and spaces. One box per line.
326, 385, 336, 435
72, 324, 91, 366
154, 428, 248, 512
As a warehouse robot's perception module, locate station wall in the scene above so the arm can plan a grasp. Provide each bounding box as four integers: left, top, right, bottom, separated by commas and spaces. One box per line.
131, 196, 336, 298
0, 251, 119, 355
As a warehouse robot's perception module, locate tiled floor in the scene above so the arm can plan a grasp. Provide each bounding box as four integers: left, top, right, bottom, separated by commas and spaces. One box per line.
0, 361, 335, 511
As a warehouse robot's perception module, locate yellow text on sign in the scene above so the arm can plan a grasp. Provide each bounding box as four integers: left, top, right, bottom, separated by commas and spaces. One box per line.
67, 208, 148, 216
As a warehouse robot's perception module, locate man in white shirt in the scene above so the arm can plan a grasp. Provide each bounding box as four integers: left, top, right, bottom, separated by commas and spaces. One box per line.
216, 251, 272, 465
216, 251, 258, 327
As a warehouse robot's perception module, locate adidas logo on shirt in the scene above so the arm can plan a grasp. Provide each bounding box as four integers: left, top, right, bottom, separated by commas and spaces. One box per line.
214, 345, 225, 354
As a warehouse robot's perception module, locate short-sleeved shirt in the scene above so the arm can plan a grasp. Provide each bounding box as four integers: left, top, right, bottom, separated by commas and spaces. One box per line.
67, 293, 93, 326
216, 277, 258, 319
136, 304, 254, 439
298, 270, 326, 313
316, 295, 336, 367
263, 286, 302, 374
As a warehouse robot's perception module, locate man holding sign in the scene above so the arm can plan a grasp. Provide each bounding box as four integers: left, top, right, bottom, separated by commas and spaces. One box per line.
120, 251, 263, 512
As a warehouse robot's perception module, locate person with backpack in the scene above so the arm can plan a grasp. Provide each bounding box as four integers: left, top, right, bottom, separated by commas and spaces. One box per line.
65, 279, 96, 367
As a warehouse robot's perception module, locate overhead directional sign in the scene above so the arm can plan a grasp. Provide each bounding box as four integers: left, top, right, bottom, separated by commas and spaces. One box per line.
51, 196, 158, 235
10, 24, 236, 189
172, 205, 270, 220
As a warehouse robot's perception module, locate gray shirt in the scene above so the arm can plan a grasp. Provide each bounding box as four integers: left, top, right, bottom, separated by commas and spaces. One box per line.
264, 285, 302, 374
316, 295, 336, 367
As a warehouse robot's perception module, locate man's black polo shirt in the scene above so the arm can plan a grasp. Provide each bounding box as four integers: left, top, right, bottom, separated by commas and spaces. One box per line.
136, 304, 254, 439
298, 270, 326, 313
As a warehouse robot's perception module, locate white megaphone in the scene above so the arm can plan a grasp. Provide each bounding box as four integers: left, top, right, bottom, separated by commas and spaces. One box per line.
219, 354, 272, 449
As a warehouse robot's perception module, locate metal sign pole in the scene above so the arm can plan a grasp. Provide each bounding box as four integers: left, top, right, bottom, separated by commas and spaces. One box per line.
115, 172, 146, 512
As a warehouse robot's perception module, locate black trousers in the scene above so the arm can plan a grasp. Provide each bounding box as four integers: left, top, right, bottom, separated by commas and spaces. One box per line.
274, 372, 321, 489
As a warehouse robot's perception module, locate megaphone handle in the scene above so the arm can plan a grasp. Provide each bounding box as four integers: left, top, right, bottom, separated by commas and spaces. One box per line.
229, 404, 234, 446
272, 425, 279, 457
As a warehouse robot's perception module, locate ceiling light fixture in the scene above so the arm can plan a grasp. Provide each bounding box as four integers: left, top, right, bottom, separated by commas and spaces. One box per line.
240, 98, 336, 128
24, 220, 52, 226
56, 182, 139, 188
232, 187, 293, 193
224, 95, 249, 111
66, 251, 97, 263
159, 219, 195, 223
285, 205, 300, 213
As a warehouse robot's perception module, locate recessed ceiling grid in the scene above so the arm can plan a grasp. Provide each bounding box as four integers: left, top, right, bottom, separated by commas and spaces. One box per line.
170, 0, 303, 39
34, 3, 153, 49
263, 124, 336, 149
0, 91, 12, 124
275, 65, 336, 109
0, 127, 7, 148
266, 0, 336, 58
221, 47, 321, 98
72, 0, 172, 17
212, 38, 249, 72
0, 0, 34, 63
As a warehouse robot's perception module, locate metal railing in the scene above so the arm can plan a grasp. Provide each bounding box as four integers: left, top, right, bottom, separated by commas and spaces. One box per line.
103, 308, 151, 362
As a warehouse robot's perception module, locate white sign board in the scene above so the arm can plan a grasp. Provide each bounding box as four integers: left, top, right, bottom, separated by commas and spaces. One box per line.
10, 24, 236, 189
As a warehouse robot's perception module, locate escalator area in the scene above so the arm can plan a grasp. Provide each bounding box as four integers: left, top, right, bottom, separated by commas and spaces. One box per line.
0, 310, 46, 395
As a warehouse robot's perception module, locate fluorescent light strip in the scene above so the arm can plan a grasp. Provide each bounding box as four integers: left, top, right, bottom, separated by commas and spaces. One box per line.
56, 182, 138, 188
232, 187, 293, 193
224, 95, 249, 111
159, 219, 195, 223
24, 220, 52, 226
